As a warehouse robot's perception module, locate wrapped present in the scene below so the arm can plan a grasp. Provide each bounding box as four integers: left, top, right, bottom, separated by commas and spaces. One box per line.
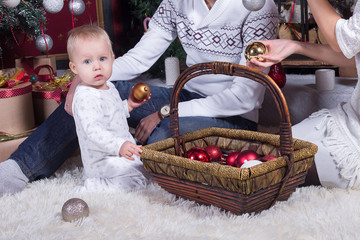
0, 135, 29, 163
15, 55, 57, 79
0, 78, 35, 134
32, 69, 74, 124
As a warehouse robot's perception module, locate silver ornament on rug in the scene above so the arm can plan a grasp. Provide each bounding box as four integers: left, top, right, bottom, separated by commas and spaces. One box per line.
68, 0, 85, 15
1, 0, 20, 8
43, 0, 64, 14
62, 198, 89, 222
243, 0, 266, 11
35, 34, 54, 53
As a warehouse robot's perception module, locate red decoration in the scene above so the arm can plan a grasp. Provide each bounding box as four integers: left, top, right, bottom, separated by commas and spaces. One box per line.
235, 150, 259, 167
225, 151, 240, 166
268, 63, 286, 88
261, 154, 277, 162
185, 147, 210, 162
205, 145, 223, 162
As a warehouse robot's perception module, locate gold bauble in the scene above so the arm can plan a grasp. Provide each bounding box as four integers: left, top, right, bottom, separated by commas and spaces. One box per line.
61, 198, 89, 222
132, 82, 151, 102
245, 42, 268, 62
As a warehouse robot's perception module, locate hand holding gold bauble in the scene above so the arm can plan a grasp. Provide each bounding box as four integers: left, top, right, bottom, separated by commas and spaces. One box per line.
245, 42, 268, 62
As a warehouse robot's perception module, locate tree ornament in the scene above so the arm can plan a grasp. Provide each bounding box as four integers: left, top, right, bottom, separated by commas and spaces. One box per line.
268, 63, 286, 88
225, 151, 240, 166
261, 154, 277, 162
240, 160, 262, 168
61, 198, 89, 222
43, 0, 64, 14
235, 150, 259, 168
185, 147, 210, 162
68, 0, 85, 15
245, 42, 267, 62
205, 145, 223, 162
1, 0, 20, 8
130, 82, 151, 102
242, 0, 266, 12
35, 34, 54, 53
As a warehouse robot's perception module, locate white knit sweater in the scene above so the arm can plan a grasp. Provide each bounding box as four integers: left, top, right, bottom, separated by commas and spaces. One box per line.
110, 0, 278, 122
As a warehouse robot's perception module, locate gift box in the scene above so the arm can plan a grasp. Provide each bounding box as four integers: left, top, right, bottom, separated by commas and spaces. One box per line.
0, 136, 27, 163
15, 55, 57, 77
0, 81, 35, 134
32, 87, 68, 124
31, 70, 73, 124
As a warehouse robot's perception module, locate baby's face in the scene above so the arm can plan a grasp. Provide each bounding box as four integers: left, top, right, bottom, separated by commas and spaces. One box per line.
69, 37, 114, 89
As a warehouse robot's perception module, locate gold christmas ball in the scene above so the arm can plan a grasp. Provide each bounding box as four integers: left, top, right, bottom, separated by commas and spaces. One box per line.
245, 42, 268, 62
61, 198, 89, 222
132, 82, 151, 102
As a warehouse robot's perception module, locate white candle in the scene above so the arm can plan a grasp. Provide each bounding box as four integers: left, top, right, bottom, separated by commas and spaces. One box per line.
315, 69, 335, 91
165, 57, 180, 86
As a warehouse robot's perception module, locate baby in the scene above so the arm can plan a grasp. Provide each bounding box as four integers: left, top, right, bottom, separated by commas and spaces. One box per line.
67, 24, 151, 191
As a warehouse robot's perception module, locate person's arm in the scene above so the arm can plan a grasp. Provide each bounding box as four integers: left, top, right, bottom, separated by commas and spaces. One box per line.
307, 0, 342, 52
177, 0, 279, 119
248, 39, 355, 69
109, 2, 177, 82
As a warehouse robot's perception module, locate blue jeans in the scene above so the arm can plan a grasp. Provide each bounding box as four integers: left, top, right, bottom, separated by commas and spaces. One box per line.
11, 81, 257, 181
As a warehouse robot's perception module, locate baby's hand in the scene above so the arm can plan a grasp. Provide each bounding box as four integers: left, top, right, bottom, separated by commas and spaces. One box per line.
119, 141, 143, 160
128, 94, 151, 112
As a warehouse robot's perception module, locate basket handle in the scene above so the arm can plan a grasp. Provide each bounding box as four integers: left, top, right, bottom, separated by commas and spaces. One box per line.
169, 62, 294, 174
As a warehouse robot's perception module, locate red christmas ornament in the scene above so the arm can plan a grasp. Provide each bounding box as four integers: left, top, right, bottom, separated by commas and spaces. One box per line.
205, 145, 223, 162
268, 63, 286, 88
185, 147, 210, 162
261, 154, 277, 162
235, 150, 259, 168
226, 151, 240, 166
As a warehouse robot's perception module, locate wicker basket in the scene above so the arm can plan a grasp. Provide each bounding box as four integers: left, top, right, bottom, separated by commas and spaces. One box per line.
141, 62, 318, 215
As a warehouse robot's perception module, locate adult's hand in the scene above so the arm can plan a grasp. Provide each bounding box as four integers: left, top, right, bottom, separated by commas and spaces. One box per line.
248, 39, 298, 69
64, 75, 80, 116
134, 111, 161, 144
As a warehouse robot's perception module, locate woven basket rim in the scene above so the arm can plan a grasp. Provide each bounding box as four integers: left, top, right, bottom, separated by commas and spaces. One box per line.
141, 127, 318, 180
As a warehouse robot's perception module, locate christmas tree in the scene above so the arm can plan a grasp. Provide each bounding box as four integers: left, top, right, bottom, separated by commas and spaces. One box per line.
0, 0, 46, 45
129, 0, 186, 78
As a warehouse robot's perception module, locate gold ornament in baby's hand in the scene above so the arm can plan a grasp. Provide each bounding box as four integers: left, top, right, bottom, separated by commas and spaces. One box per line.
245, 42, 268, 62
131, 82, 151, 102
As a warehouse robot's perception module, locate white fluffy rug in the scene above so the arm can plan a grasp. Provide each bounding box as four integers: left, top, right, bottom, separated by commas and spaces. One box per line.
1, 156, 360, 240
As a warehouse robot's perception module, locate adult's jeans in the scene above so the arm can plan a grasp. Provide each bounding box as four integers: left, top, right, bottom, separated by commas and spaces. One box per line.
11, 81, 257, 181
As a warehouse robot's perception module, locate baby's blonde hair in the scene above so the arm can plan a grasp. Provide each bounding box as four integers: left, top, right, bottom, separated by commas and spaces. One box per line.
67, 24, 113, 61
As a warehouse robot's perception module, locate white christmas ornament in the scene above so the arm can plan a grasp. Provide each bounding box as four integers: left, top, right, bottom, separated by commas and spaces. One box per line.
35, 34, 54, 53
62, 198, 89, 222
1, 0, 21, 8
68, 0, 85, 15
43, 0, 64, 14
243, 0, 265, 11
240, 160, 262, 168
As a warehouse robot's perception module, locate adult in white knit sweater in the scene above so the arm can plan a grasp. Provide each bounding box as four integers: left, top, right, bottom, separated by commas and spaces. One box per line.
250, 0, 360, 189
0, 0, 278, 196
